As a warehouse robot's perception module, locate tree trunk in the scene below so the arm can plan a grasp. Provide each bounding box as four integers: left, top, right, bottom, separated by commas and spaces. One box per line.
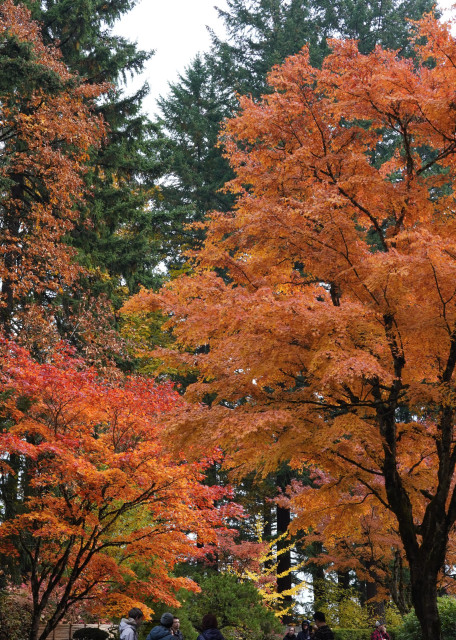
277, 502, 293, 622
388, 549, 412, 616
409, 566, 442, 640
309, 541, 326, 611
29, 611, 41, 640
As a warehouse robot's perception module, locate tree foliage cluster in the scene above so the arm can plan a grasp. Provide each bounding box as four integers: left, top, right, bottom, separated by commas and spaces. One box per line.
1, 1, 455, 640
124, 9, 456, 640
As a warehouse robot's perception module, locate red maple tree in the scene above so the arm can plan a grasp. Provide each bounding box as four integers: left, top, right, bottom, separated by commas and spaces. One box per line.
0, 342, 238, 640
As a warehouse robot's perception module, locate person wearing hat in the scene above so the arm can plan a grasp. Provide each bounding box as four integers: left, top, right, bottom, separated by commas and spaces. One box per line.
297, 620, 312, 640
119, 608, 145, 640
147, 612, 175, 640
371, 621, 390, 640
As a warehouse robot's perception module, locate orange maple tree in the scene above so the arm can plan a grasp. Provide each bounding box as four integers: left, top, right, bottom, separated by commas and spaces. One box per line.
0, 342, 237, 640
0, 0, 105, 336
124, 13, 456, 640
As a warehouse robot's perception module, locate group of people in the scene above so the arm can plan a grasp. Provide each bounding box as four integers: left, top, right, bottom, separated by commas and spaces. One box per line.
119, 609, 224, 640
283, 614, 390, 640
119, 607, 390, 640
283, 612, 334, 640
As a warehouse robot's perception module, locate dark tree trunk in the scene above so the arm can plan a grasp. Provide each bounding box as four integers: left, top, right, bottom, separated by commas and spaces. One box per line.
409, 566, 442, 640
388, 549, 412, 616
309, 541, 326, 611
276, 464, 293, 622
277, 502, 293, 622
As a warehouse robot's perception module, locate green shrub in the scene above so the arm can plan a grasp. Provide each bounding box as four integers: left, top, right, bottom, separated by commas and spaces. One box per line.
394, 597, 456, 640
180, 573, 281, 640
73, 628, 109, 640
333, 628, 398, 640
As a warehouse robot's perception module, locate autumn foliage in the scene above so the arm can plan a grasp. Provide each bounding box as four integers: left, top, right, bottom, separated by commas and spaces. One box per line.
0, 0, 106, 334
0, 342, 237, 640
123, 13, 456, 640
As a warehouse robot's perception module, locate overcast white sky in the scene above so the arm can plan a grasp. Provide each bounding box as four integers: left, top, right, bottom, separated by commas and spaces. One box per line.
114, 0, 455, 119
114, 0, 228, 117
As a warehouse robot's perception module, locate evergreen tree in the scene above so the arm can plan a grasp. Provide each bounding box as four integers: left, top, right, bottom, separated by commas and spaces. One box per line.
153, 55, 234, 274
21, 0, 163, 295
209, 0, 322, 97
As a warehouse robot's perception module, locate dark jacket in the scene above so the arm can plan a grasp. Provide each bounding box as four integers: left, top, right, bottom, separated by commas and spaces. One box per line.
297, 630, 311, 640
197, 629, 225, 640
314, 625, 334, 640
147, 625, 174, 640
173, 630, 184, 640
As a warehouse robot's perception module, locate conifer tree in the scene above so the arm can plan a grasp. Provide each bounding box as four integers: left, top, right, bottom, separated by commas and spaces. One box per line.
21, 0, 163, 294
211, 0, 438, 98
153, 56, 235, 274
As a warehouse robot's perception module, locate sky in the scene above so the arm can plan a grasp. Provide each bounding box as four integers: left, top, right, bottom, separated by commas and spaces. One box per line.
115, 0, 455, 119
114, 0, 228, 117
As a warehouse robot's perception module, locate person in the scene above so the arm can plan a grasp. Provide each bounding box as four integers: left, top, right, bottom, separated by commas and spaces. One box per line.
283, 625, 297, 640
312, 612, 334, 640
371, 621, 390, 640
172, 616, 184, 640
119, 607, 144, 640
197, 613, 225, 640
147, 612, 175, 640
297, 620, 312, 640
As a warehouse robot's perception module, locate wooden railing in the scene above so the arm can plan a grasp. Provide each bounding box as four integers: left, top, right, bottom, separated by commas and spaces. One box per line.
37, 623, 112, 640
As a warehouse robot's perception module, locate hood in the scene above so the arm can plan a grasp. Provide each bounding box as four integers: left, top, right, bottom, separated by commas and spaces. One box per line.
148, 625, 174, 640
120, 618, 137, 632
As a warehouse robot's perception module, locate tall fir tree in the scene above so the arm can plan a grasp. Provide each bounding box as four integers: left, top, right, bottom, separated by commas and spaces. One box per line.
21, 0, 164, 295
211, 0, 439, 98
152, 55, 235, 275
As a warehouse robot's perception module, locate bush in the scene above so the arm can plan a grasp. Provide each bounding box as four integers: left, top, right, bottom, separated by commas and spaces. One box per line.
333, 631, 371, 640
333, 629, 398, 640
180, 573, 282, 640
73, 628, 109, 640
0, 588, 32, 640
394, 597, 456, 640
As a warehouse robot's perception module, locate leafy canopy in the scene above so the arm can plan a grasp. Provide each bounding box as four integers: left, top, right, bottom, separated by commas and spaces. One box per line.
124, 12, 456, 640
0, 342, 238, 640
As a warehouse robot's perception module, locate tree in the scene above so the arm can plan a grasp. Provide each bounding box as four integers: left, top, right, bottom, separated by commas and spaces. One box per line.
152, 1, 437, 610
152, 55, 235, 275
0, 0, 106, 337
124, 13, 456, 640
21, 0, 163, 295
211, 0, 439, 98
0, 341, 237, 640
183, 573, 281, 640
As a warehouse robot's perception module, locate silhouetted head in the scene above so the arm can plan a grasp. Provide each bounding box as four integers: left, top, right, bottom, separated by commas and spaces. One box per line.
202, 614, 218, 630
